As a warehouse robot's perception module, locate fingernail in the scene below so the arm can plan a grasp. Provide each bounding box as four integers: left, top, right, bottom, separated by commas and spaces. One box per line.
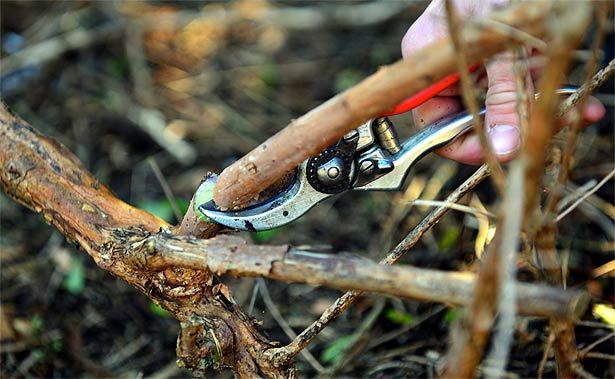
489, 124, 520, 156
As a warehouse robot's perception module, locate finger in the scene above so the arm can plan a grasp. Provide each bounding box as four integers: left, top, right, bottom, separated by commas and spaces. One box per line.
482, 51, 530, 161
412, 97, 496, 165
401, 1, 448, 57
582, 96, 606, 124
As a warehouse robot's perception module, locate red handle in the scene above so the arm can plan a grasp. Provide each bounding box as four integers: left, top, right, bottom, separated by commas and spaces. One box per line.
381, 64, 481, 117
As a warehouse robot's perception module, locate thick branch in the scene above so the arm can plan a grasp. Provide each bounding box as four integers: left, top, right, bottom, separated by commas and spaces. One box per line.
213, 1, 586, 209
0, 103, 290, 378
136, 233, 589, 320
0, 104, 168, 250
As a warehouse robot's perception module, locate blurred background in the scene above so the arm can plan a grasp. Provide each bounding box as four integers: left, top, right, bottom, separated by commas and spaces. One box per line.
1, 1, 613, 378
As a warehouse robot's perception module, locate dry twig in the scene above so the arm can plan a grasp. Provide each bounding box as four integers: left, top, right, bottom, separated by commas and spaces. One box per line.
520, 4, 594, 377
484, 160, 524, 379
256, 278, 325, 373
442, 161, 525, 377
444, 0, 507, 195
556, 168, 615, 223
0, 23, 123, 74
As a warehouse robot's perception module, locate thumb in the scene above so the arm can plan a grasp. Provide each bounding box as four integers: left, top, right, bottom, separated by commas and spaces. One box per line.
483, 52, 530, 161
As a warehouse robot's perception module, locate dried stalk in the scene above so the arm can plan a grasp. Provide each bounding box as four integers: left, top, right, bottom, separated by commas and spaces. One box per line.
444, 0, 506, 195
513, 46, 530, 152
557, 58, 615, 118
519, 4, 593, 377
442, 2, 593, 377
213, 1, 584, 210
556, 168, 615, 223
485, 160, 524, 379
442, 204, 507, 377
544, 3, 610, 222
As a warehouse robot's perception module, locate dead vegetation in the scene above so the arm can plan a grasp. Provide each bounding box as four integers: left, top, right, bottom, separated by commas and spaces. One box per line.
1, 1, 614, 378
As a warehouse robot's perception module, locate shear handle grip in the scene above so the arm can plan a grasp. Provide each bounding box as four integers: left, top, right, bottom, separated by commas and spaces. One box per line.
381, 63, 481, 117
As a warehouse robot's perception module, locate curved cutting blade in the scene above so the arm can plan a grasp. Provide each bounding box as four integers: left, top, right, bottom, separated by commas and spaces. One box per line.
198, 164, 332, 231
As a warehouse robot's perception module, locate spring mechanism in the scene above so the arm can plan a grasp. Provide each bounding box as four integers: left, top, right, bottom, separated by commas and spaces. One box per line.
372, 117, 401, 155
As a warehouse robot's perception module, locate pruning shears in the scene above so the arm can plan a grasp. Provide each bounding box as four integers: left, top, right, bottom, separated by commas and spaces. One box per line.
198, 64, 576, 232
197, 68, 477, 231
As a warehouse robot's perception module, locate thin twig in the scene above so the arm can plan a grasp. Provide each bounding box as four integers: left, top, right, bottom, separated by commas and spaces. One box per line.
573, 364, 599, 379
256, 278, 325, 373
557, 58, 615, 118
473, 18, 548, 51
582, 352, 615, 361
320, 299, 386, 377
537, 332, 555, 379
556, 168, 615, 222
578, 331, 615, 356
444, 0, 507, 196
558, 179, 599, 212
592, 260, 615, 278
148, 157, 182, 223
410, 199, 496, 219
543, 2, 610, 222
485, 160, 524, 379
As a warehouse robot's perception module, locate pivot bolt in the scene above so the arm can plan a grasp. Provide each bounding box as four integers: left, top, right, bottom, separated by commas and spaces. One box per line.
360, 159, 375, 175
327, 167, 340, 178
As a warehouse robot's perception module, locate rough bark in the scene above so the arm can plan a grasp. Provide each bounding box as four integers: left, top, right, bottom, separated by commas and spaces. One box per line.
0, 103, 291, 378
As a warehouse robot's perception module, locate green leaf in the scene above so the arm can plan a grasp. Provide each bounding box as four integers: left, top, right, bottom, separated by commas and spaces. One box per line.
320, 335, 355, 364
149, 302, 173, 318
259, 60, 279, 88
444, 308, 462, 324
438, 226, 460, 250
139, 199, 174, 222
384, 308, 414, 326
51, 338, 64, 353
33, 348, 45, 361
30, 315, 44, 336
107, 57, 129, 78
62, 259, 85, 295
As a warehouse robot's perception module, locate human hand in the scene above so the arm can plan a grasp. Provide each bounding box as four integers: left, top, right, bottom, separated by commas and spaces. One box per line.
402, 0, 606, 165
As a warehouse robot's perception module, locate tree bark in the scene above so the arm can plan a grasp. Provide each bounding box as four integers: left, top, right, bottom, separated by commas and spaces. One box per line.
0, 103, 291, 378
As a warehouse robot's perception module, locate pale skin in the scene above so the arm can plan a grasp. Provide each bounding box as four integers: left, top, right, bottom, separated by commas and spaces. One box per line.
402, 0, 606, 165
